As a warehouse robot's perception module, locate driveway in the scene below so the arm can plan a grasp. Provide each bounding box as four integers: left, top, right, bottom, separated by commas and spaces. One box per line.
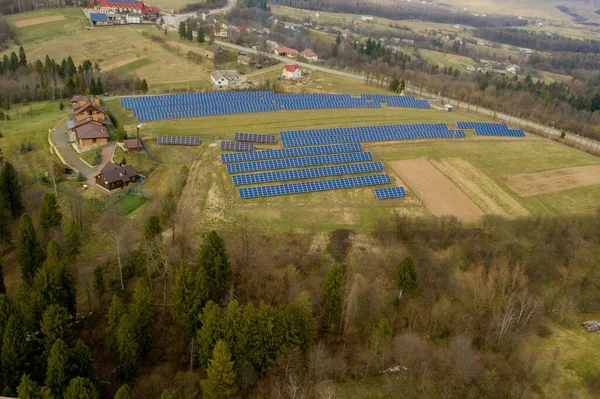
53, 123, 94, 176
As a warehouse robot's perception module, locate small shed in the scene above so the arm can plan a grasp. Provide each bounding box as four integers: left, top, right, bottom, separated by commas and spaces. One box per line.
445, 104, 453, 112
123, 138, 144, 153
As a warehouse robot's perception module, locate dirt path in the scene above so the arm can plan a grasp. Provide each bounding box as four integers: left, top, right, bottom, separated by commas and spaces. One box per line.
431, 158, 530, 218
502, 164, 600, 197
389, 158, 484, 222
15, 15, 64, 27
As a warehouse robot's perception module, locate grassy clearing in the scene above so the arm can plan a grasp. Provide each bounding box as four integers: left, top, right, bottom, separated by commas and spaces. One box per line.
114, 57, 154, 74
1, 25, 212, 87
111, 193, 148, 215
5, 8, 89, 45
418, 49, 474, 72
113, 146, 158, 177
0, 100, 69, 181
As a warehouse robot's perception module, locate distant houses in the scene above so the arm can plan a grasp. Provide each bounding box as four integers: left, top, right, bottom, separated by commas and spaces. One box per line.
211, 70, 247, 89
91, 0, 159, 25
204, 46, 223, 59
300, 49, 318, 61
273, 45, 318, 61
275, 46, 299, 58
282, 64, 302, 80
67, 96, 112, 151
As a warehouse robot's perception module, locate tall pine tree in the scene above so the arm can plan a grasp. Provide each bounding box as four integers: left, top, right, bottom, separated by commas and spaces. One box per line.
198, 231, 231, 303
2, 312, 31, 390
17, 214, 45, 284
116, 314, 139, 382
130, 279, 154, 356
63, 377, 99, 399
45, 338, 70, 397
39, 193, 63, 233
0, 162, 23, 216
200, 340, 237, 399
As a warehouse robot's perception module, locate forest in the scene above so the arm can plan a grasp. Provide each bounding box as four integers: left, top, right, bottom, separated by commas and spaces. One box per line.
0, 155, 600, 398
271, 0, 528, 27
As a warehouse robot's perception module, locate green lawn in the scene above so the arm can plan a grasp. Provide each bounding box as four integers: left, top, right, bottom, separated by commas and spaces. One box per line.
114, 58, 154, 74
112, 193, 148, 215
113, 146, 158, 177
0, 100, 69, 182
5, 8, 89, 45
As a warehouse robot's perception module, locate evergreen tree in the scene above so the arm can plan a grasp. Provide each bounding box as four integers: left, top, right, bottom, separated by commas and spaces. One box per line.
144, 215, 161, 241
160, 390, 181, 399
70, 339, 98, 385
172, 260, 205, 340
90, 77, 97, 95
107, 295, 124, 359
40, 304, 72, 356
93, 266, 106, 308
0, 162, 23, 216
59, 101, 65, 111
39, 193, 63, 233
0, 197, 10, 253
2, 313, 31, 390
275, 291, 316, 351
321, 263, 344, 328
196, 301, 224, 367
200, 340, 237, 399
9, 51, 19, 72
198, 231, 231, 303
0, 293, 12, 365
130, 279, 154, 355
65, 219, 82, 260
97, 78, 104, 95
45, 338, 70, 397
141, 79, 148, 93
17, 214, 45, 284
114, 384, 138, 399
63, 377, 99, 399
395, 256, 418, 302
197, 27, 205, 43
0, 264, 4, 294
116, 314, 140, 382
178, 21, 186, 39
16, 374, 42, 399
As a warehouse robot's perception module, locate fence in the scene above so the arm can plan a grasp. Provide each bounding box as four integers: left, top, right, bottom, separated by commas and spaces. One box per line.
99, 185, 153, 209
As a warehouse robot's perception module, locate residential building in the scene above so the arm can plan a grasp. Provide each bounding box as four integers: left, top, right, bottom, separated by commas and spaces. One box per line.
95, 162, 138, 192
67, 95, 112, 150
98, 0, 159, 16
211, 70, 247, 89
237, 55, 252, 66
300, 49, 318, 61
204, 46, 222, 59
282, 64, 302, 80
123, 138, 144, 153
274, 46, 298, 58
213, 24, 229, 38
90, 13, 109, 26
126, 12, 141, 23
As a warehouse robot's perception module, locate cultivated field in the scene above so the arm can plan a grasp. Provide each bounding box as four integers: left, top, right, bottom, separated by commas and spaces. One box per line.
503, 164, 600, 197
5, 8, 89, 44
14, 15, 65, 27
432, 158, 530, 218
389, 158, 484, 222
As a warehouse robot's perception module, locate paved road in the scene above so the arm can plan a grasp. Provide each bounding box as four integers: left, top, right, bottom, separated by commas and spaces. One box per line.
53, 123, 94, 176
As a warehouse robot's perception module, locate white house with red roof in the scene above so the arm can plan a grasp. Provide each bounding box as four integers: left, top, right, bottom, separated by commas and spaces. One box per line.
300, 49, 318, 61
282, 64, 302, 80
98, 0, 159, 16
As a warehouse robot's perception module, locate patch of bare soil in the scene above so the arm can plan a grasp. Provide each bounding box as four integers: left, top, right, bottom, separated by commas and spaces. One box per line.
502, 165, 600, 197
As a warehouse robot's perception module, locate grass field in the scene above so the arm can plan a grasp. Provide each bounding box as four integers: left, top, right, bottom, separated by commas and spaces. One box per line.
114, 58, 154, 74
111, 193, 148, 215
5, 8, 89, 45
0, 101, 69, 181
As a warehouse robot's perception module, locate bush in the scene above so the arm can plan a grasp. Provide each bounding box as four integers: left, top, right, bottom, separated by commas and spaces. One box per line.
110, 127, 127, 142
76, 172, 85, 181
92, 149, 102, 166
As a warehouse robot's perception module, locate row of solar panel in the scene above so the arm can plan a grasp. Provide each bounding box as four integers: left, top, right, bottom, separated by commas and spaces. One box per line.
281, 130, 466, 147
226, 152, 373, 174
374, 187, 407, 199
238, 174, 392, 199
220, 143, 362, 163
280, 123, 450, 139
157, 135, 201, 146
456, 122, 525, 137
235, 133, 277, 144
221, 141, 254, 151
477, 129, 525, 137
232, 162, 384, 185
282, 102, 381, 110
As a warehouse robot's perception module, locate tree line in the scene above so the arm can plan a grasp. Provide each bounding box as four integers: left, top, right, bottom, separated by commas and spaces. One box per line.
476, 28, 600, 54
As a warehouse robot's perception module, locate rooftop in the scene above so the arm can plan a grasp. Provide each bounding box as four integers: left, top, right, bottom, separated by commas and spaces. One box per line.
99, 162, 138, 184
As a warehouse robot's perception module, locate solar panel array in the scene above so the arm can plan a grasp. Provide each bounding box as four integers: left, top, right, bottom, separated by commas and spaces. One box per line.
226, 152, 373, 174
374, 187, 407, 199
221, 141, 254, 151
360, 94, 431, 109
157, 135, 201, 146
234, 133, 277, 144
120, 92, 432, 122
456, 122, 525, 137
239, 174, 392, 199
280, 124, 465, 147
220, 143, 362, 163
232, 162, 384, 185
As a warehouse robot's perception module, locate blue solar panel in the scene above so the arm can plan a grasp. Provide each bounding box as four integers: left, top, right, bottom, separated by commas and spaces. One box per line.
226, 152, 373, 174
456, 122, 522, 137
238, 174, 392, 199
120, 92, 431, 122
232, 162, 384, 185
374, 187, 407, 199
220, 143, 363, 163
